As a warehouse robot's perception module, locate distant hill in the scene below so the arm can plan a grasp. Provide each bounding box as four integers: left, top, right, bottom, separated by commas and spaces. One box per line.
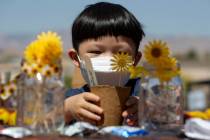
0, 31, 210, 56
1, 31, 210, 81
0, 30, 72, 51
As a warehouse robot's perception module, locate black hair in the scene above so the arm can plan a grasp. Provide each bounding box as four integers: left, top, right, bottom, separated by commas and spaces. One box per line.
72, 2, 145, 52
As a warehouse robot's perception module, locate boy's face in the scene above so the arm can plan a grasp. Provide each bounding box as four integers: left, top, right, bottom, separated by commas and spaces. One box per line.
69, 36, 141, 67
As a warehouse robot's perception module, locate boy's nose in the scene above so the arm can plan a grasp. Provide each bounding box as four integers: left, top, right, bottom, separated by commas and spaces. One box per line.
101, 51, 114, 57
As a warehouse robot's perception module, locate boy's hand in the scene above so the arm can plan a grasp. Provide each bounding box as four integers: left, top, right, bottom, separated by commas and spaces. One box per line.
122, 96, 139, 126
64, 92, 103, 124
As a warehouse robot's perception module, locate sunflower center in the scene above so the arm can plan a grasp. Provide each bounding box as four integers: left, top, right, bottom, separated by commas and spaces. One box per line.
118, 59, 126, 67
151, 48, 161, 58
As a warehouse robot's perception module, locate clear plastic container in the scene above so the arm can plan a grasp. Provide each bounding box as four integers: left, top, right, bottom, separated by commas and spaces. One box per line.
138, 75, 184, 131
16, 71, 65, 134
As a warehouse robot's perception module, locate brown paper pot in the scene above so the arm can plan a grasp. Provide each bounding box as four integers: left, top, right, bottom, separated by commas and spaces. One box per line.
90, 85, 131, 126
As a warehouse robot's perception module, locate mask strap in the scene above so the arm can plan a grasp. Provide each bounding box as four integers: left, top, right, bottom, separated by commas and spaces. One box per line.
76, 54, 82, 63
76, 54, 98, 86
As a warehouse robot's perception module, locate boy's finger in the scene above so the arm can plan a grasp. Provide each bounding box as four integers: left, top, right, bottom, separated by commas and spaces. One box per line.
126, 113, 138, 122
126, 118, 138, 126
123, 112, 138, 126
126, 96, 139, 106
83, 102, 103, 114
122, 105, 138, 117
84, 92, 100, 102
80, 117, 97, 125
78, 108, 101, 121
122, 110, 128, 117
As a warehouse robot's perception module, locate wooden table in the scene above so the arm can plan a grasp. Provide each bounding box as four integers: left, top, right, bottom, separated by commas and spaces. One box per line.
0, 125, 189, 140
0, 134, 188, 140
0, 136, 183, 140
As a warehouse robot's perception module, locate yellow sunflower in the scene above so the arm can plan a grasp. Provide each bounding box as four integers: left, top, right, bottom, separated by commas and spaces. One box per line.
21, 62, 40, 77
0, 108, 9, 124
157, 57, 178, 71
154, 69, 179, 83
128, 65, 149, 79
206, 109, 210, 119
154, 57, 180, 82
37, 31, 63, 64
144, 40, 169, 66
111, 52, 133, 72
186, 111, 209, 120
24, 31, 63, 66
8, 111, 17, 126
24, 40, 45, 65
0, 85, 11, 100
41, 65, 54, 77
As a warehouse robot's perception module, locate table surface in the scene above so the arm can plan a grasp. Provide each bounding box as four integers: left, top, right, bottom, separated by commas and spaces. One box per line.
0, 135, 189, 140
0, 125, 189, 140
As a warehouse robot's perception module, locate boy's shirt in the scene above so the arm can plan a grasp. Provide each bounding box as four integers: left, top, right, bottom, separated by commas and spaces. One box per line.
65, 78, 140, 98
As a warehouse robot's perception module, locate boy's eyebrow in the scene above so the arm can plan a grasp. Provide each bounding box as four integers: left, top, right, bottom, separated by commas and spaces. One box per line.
113, 46, 132, 53
94, 44, 105, 47
91, 44, 106, 50
115, 43, 130, 48
94, 42, 128, 48
91, 42, 133, 51
114, 43, 133, 51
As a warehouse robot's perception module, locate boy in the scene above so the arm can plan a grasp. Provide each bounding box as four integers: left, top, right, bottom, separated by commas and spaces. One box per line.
65, 2, 145, 126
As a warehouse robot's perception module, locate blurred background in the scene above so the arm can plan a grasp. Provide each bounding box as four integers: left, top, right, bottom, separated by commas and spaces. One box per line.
0, 0, 210, 110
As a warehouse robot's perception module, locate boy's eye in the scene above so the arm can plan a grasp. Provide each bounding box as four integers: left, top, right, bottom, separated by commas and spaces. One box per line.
116, 51, 130, 55
88, 50, 102, 54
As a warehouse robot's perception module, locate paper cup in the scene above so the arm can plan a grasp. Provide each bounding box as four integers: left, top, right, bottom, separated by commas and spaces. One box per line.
90, 85, 131, 126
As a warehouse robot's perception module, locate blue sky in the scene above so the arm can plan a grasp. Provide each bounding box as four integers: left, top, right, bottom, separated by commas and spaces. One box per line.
0, 0, 210, 36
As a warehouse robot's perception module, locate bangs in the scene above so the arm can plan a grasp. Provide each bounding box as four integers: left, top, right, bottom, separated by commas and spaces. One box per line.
72, 2, 145, 51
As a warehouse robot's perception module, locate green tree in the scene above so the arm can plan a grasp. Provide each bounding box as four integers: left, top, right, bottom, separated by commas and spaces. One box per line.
186, 49, 198, 61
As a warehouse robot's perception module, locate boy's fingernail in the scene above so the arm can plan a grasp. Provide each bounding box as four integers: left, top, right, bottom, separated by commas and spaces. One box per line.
98, 109, 103, 114
97, 116, 101, 121
96, 97, 100, 101
122, 111, 127, 117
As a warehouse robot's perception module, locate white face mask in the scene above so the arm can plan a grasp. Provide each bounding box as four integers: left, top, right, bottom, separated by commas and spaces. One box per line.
90, 56, 130, 86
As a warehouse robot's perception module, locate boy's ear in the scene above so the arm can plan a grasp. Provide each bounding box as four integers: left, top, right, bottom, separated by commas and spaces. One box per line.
134, 51, 142, 66
68, 49, 80, 67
